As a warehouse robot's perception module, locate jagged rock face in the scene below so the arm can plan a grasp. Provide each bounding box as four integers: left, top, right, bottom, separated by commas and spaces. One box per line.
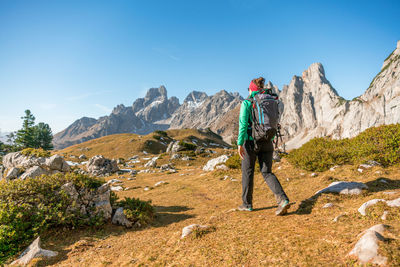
280, 41, 400, 149
169, 90, 243, 137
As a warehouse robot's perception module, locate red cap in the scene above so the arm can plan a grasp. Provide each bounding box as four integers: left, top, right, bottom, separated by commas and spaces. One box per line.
249, 81, 259, 92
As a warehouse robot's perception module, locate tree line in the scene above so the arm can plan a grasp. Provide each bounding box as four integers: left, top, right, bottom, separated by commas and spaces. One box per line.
0, 110, 53, 154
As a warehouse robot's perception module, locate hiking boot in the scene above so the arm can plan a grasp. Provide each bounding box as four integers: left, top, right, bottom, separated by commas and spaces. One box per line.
275, 200, 290, 216
238, 205, 253, 211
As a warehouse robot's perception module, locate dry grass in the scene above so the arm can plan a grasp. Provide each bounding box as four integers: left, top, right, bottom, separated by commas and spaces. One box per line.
54, 129, 229, 160
19, 147, 400, 266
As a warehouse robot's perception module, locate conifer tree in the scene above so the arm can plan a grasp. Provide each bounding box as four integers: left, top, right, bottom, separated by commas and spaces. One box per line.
15, 110, 36, 148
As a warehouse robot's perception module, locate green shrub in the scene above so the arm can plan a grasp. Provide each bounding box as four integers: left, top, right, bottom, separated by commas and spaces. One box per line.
178, 141, 197, 151
20, 147, 50, 158
226, 154, 241, 169
117, 197, 154, 226
287, 124, 400, 171
0, 173, 105, 264
154, 130, 168, 137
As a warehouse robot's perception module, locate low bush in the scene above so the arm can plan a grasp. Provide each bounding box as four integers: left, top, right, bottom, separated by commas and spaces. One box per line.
226, 154, 241, 169
287, 124, 400, 171
20, 147, 50, 158
0, 173, 105, 264
154, 130, 168, 137
178, 141, 197, 151
117, 197, 154, 226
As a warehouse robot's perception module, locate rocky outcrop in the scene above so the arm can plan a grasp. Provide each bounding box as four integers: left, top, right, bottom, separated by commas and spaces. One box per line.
86, 155, 119, 176
279, 41, 400, 149
2, 152, 71, 180
203, 155, 230, 171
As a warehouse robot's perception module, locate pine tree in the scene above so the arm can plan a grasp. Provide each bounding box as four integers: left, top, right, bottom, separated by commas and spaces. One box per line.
15, 110, 36, 148
33, 122, 53, 150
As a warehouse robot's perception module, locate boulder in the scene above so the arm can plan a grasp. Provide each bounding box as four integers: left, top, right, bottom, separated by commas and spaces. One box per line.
315, 181, 368, 195
111, 186, 123, 192
86, 155, 119, 176
112, 207, 132, 228
11, 237, 58, 266
19, 166, 49, 180
348, 224, 389, 265
167, 141, 184, 153
215, 164, 229, 171
203, 155, 230, 171
45, 154, 71, 172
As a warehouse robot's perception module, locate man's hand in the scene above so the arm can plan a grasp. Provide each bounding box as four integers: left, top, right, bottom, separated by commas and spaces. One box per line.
238, 145, 245, 160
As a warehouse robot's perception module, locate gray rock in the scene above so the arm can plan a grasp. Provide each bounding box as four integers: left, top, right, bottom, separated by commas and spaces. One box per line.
154, 181, 166, 187
315, 181, 368, 195
86, 155, 119, 176
20, 166, 49, 180
181, 156, 194, 161
348, 224, 389, 265
170, 141, 184, 153
203, 155, 230, 171
311, 173, 318, 177
110, 185, 123, 192
160, 164, 174, 171
170, 153, 180, 160
322, 203, 334, 209
215, 164, 229, 171
144, 157, 158, 168
5, 167, 21, 180
45, 154, 71, 172
333, 213, 347, 222
11, 237, 58, 266
112, 207, 132, 228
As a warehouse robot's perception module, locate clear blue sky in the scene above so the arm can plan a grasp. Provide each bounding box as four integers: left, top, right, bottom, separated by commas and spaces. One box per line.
0, 0, 399, 134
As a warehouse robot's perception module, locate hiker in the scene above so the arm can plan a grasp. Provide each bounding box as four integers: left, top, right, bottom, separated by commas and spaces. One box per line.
237, 77, 290, 215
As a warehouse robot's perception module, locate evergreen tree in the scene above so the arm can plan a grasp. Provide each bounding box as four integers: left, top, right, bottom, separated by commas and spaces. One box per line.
15, 110, 36, 148
33, 122, 53, 150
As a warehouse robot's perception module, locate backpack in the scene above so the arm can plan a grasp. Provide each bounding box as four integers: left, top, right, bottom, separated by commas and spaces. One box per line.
247, 90, 280, 146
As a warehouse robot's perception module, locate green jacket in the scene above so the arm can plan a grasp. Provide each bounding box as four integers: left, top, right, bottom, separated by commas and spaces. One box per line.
237, 90, 260, 146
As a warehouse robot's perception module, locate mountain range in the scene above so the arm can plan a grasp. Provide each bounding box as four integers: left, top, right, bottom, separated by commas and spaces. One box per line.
53, 40, 400, 150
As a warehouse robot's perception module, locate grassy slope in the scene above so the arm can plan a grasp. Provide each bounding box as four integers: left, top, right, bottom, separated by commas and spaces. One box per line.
54, 129, 229, 160
25, 151, 400, 266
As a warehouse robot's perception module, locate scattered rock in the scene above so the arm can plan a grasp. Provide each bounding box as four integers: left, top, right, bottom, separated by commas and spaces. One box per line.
112, 207, 132, 228
386, 197, 400, 207
11, 237, 58, 266
181, 224, 210, 239
144, 157, 159, 168
86, 155, 119, 176
315, 181, 368, 195
170, 154, 180, 160
107, 179, 122, 185
181, 156, 194, 161
322, 203, 334, 209
381, 211, 389, 220
329, 166, 339, 171
154, 181, 166, 187
203, 155, 230, 171
379, 178, 388, 184
144, 186, 151, 191
311, 173, 318, 177
160, 164, 174, 171
79, 154, 87, 160
129, 155, 139, 160
167, 141, 185, 153
357, 168, 363, 173
348, 224, 389, 265
333, 213, 347, 222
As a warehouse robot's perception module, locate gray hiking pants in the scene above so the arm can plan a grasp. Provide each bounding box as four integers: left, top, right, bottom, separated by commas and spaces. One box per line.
241, 140, 288, 208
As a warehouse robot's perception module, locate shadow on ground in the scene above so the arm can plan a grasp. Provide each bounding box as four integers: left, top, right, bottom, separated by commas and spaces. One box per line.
295, 177, 400, 215
33, 205, 195, 266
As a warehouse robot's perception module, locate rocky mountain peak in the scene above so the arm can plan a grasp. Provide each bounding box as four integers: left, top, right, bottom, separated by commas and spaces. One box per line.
144, 86, 167, 105
301, 63, 326, 83
112, 104, 127, 114
184, 91, 208, 103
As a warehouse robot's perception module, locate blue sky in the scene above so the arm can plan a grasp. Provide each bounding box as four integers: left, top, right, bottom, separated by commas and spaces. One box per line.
0, 0, 399, 134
